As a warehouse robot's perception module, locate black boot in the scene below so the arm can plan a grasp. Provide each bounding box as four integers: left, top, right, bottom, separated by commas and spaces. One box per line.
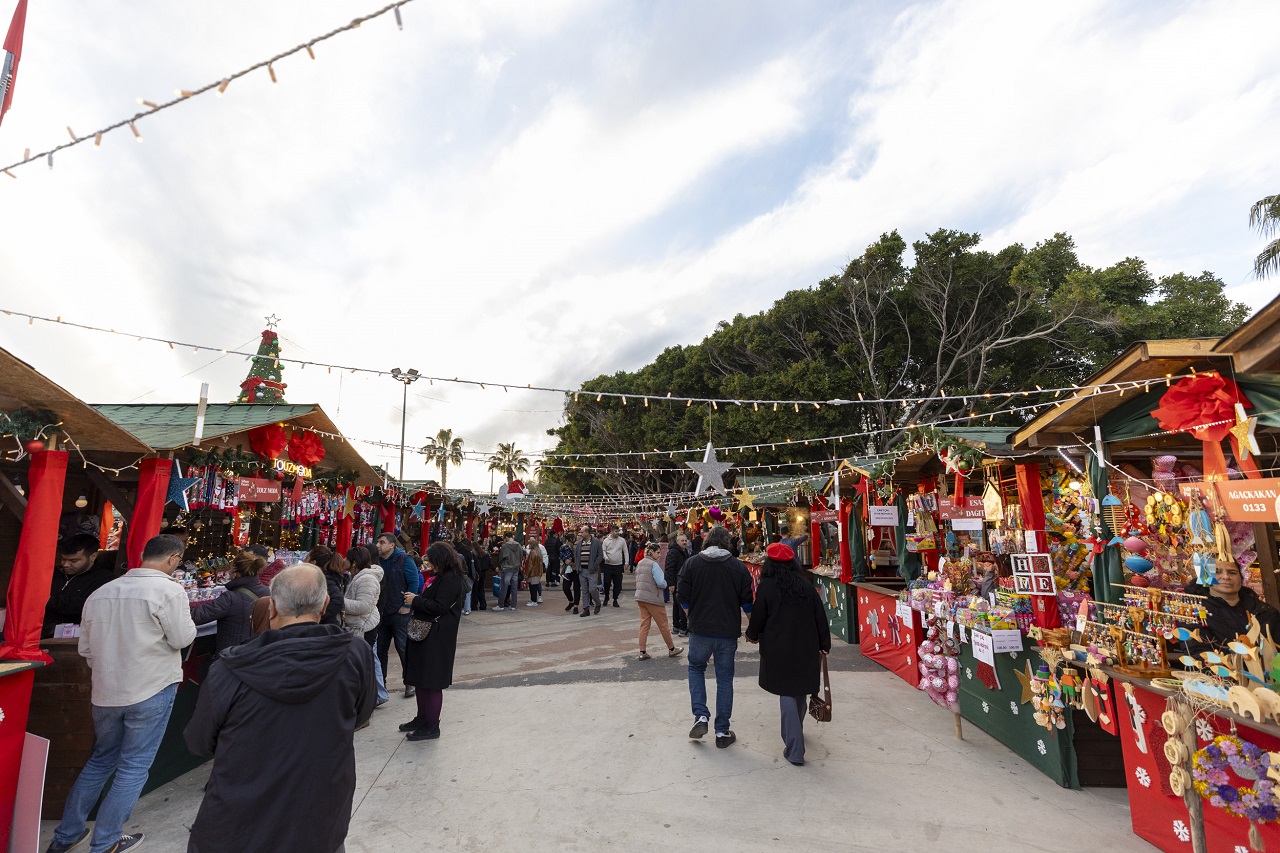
398, 716, 424, 732
406, 721, 441, 741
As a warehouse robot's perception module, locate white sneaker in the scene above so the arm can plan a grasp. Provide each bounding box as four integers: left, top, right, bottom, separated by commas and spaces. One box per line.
537, 597, 544, 603
493, 606, 504, 612
462, 610, 471, 615
526, 602, 538, 607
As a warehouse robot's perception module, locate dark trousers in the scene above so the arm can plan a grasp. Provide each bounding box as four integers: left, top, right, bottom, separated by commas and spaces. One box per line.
471, 572, 487, 610
547, 560, 560, 585
603, 565, 624, 603
562, 572, 580, 605
376, 611, 410, 687
672, 592, 688, 632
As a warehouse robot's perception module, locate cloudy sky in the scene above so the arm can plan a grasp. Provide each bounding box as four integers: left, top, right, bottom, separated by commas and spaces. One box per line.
1, 0, 1277, 491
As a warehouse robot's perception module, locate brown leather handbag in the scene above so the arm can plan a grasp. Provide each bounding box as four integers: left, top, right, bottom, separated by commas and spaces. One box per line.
808, 652, 832, 723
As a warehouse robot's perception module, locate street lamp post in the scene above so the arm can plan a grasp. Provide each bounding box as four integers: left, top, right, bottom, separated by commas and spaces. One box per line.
389, 367, 420, 482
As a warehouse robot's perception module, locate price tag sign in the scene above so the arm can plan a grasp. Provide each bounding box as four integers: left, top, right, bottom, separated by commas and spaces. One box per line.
895, 599, 912, 622
991, 628, 1024, 654
869, 505, 899, 527
950, 517, 984, 531
972, 630, 995, 666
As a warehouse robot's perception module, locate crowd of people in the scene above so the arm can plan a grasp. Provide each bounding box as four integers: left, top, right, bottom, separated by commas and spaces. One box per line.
40, 518, 829, 853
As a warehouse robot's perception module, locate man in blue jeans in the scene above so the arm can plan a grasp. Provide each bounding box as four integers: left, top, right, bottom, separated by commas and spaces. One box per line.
46, 534, 196, 853
677, 525, 754, 748
374, 533, 422, 698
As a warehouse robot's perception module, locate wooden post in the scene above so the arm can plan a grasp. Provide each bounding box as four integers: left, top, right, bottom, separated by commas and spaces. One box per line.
953, 711, 963, 740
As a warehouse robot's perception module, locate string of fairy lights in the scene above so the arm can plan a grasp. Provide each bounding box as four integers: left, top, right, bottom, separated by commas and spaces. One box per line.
1, 0, 419, 177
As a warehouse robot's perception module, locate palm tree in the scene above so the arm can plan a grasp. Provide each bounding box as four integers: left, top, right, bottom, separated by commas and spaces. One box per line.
421, 428, 464, 491
487, 442, 530, 486
1251, 193, 1280, 279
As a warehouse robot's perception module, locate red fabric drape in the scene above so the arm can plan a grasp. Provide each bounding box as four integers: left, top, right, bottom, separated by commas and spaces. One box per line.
378, 502, 396, 536
336, 485, 354, 554
0, 450, 67, 661
98, 500, 113, 548
126, 458, 171, 570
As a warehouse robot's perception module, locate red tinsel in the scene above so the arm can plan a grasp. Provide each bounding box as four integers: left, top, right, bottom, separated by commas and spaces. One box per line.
287, 430, 327, 467
247, 424, 287, 459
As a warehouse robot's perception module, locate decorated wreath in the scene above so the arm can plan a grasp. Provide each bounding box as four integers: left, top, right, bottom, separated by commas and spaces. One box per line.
1191, 734, 1279, 825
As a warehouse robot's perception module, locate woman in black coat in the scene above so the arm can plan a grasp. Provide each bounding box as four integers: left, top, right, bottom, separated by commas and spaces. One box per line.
399, 540, 465, 741
745, 543, 831, 766
191, 552, 270, 654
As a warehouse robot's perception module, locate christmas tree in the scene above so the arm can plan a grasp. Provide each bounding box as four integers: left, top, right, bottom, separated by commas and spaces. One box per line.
236, 318, 288, 404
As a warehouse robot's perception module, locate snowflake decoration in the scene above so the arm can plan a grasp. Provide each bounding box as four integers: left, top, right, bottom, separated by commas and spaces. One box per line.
906, 656, 912, 666
1037, 739, 1047, 755
981, 701, 989, 714
965, 667, 973, 680
0, 707, 5, 723
1195, 718, 1215, 743
1172, 820, 1189, 842
1132, 702, 1147, 724
1010, 701, 1019, 715
1236, 847, 1250, 853
1134, 767, 1151, 788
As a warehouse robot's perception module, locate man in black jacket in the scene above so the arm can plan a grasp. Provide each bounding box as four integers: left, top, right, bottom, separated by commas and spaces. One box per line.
665, 533, 693, 637
545, 530, 561, 586
677, 526, 754, 748
185, 564, 374, 853
42, 533, 111, 638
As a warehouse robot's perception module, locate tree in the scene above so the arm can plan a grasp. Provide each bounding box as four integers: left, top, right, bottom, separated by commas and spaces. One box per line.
421, 429, 464, 491
236, 329, 288, 404
1251, 193, 1280, 279
544, 227, 1250, 495
487, 442, 530, 485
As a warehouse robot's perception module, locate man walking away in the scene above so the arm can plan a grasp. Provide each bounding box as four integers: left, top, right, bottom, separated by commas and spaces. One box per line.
496, 531, 522, 613
374, 533, 421, 698
45, 535, 196, 853
560, 535, 579, 612
665, 533, 693, 638
578, 526, 601, 617
600, 526, 627, 607
545, 530, 561, 586
678, 526, 753, 749
185, 564, 374, 853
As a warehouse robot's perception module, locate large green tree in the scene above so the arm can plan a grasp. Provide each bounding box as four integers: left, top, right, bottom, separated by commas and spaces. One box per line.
421, 428, 464, 491
546, 228, 1249, 495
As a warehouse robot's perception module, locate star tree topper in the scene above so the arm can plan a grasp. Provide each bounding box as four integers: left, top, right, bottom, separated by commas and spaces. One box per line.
264, 313, 281, 330
686, 442, 733, 496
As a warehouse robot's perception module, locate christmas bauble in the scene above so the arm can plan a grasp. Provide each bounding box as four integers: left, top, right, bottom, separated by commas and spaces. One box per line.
23, 439, 43, 454
274, 471, 285, 482
948, 675, 959, 689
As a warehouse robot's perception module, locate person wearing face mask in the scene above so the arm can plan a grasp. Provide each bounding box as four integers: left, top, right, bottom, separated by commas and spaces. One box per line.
42, 533, 112, 638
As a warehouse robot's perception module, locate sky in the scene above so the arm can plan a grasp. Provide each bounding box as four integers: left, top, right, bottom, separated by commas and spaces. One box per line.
0, 0, 1278, 492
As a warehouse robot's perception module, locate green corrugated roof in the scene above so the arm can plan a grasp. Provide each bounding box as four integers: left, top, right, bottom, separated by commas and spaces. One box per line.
94, 403, 317, 450
944, 426, 1015, 453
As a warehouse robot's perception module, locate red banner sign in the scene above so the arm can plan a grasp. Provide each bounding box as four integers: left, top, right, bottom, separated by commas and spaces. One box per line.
937, 498, 986, 520
811, 509, 840, 523
1214, 478, 1280, 523
237, 478, 282, 503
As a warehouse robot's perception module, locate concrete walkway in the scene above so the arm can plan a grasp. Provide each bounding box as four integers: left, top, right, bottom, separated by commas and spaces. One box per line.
40, 575, 1155, 852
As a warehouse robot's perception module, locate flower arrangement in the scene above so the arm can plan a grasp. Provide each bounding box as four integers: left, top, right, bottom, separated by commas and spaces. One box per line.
1191, 734, 1279, 827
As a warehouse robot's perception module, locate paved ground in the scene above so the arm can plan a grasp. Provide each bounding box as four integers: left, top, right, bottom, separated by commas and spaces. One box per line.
40, 574, 1155, 852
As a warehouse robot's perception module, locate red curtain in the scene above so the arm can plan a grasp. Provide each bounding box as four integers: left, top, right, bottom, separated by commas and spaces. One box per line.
127, 458, 171, 570
0, 450, 68, 661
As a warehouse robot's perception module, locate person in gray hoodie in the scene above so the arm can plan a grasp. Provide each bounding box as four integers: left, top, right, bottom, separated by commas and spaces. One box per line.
677, 525, 754, 749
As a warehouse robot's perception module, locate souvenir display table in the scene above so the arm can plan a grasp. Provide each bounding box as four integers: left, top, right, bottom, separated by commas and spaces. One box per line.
854, 582, 921, 687
1110, 670, 1280, 853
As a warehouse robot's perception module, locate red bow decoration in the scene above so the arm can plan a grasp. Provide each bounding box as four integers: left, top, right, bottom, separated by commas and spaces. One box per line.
286, 430, 327, 467
239, 375, 287, 403
247, 424, 287, 460
1150, 372, 1258, 478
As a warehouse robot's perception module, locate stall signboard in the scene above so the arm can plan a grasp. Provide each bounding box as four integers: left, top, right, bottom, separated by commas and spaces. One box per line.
991, 628, 1024, 654
895, 599, 912, 622
236, 477, 282, 503
1010, 553, 1055, 596
938, 498, 986, 520
950, 517, 984, 531
812, 509, 840, 523
869, 505, 898, 526
272, 459, 313, 479
1213, 478, 1280, 523
971, 629, 995, 665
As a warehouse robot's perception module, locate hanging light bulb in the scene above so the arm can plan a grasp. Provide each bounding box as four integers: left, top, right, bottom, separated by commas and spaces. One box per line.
75, 494, 88, 508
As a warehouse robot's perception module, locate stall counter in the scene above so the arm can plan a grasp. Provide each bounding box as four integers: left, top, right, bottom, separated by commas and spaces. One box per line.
811, 573, 856, 644
854, 583, 921, 687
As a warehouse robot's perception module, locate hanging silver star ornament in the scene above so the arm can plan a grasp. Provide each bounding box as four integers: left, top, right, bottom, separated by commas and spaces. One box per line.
475, 502, 492, 516
686, 442, 733, 496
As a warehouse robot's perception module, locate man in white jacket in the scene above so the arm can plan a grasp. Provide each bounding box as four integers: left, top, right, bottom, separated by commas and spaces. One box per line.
46, 534, 197, 853
600, 527, 628, 608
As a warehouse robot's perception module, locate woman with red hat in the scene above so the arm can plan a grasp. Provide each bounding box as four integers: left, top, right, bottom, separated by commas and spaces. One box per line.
745, 542, 831, 766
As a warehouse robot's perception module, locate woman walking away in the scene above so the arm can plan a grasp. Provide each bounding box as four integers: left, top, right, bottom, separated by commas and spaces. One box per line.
344, 545, 388, 706
635, 541, 683, 661
744, 543, 831, 766
524, 534, 546, 606
303, 545, 347, 626
400, 540, 465, 741
191, 552, 269, 654
470, 538, 490, 611
455, 538, 477, 615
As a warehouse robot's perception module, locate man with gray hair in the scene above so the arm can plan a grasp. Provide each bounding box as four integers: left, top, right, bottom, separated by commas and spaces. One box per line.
46, 534, 195, 853
184, 564, 375, 853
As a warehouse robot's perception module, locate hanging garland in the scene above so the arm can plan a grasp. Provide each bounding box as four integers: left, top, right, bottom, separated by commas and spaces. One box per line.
0, 406, 58, 450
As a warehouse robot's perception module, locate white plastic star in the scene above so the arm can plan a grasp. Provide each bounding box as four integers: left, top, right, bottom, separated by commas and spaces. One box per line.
686, 442, 733, 496
475, 502, 492, 516
264, 313, 281, 329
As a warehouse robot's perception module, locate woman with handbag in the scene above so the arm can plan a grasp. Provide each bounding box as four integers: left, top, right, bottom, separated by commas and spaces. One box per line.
399, 540, 466, 741
744, 542, 831, 766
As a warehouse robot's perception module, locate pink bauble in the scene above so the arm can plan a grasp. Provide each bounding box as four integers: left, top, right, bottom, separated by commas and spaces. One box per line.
948, 674, 959, 689
932, 644, 942, 654
1123, 536, 1148, 554
931, 676, 946, 692
921, 653, 934, 666
945, 658, 959, 674
945, 690, 958, 705
926, 627, 938, 640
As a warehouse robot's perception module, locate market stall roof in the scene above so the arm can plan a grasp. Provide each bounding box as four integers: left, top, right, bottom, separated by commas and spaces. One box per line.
93, 403, 381, 485
1010, 338, 1229, 450
0, 346, 151, 454
1215, 293, 1280, 374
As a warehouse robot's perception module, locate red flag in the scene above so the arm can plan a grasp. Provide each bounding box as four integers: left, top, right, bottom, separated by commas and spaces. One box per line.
0, 0, 27, 126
